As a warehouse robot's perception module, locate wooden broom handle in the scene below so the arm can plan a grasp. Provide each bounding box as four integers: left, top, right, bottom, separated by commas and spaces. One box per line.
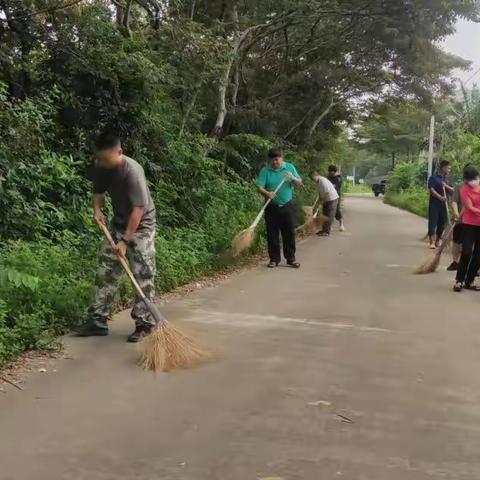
312, 196, 322, 218
251, 176, 288, 228
443, 185, 451, 225
97, 222, 147, 301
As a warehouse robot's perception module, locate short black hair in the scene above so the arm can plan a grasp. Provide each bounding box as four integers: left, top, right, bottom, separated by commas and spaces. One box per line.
439, 160, 450, 169
328, 164, 338, 173
268, 148, 283, 159
464, 165, 479, 181
95, 131, 121, 151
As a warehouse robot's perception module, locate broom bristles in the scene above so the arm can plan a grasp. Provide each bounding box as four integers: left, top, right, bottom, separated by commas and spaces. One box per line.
312, 214, 330, 230
139, 321, 210, 372
297, 214, 331, 236
231, 227, 255, 257
413, 252, 441, 274
302, 206, 314, 218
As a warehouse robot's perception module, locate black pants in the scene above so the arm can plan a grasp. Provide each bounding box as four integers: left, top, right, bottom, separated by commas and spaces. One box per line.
335, 199, 342, 221
265, 202, 296, 263
456, 224, 480, 285
321, 199, 339, 234
428, 198, 447, 238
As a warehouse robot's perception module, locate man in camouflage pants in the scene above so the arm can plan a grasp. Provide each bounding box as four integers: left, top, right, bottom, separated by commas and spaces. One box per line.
78, 132, 157, 342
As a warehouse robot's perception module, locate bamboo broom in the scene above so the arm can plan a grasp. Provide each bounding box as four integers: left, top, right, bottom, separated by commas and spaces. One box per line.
231, 176, 288, 257
413, 221, 456, 274
298, 199, 330, 236
98, 222, 209, 372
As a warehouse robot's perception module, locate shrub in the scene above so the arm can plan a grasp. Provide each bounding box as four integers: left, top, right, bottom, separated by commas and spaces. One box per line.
384, 186, 429, 217
387, 162, 426, 193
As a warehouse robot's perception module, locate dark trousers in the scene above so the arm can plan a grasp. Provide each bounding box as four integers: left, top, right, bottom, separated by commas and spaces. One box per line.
265, 202, 296, 263
335, 199, 342, 221
428, 198, 447, 238
456, 224, 480, 285
321, 199, 339, 234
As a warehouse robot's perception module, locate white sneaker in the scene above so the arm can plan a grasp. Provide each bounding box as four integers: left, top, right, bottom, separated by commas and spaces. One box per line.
339, 223, 345, 232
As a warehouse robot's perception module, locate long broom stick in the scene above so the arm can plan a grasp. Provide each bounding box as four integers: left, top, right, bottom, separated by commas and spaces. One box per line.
98, 222, 209, 372
413, 221, 456, 274
231, 176, 288, 257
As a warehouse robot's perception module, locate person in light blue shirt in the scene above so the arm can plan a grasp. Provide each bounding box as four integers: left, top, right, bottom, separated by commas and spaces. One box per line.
256, 148, 302, 268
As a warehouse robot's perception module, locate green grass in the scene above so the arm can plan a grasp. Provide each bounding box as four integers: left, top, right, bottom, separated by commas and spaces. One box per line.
343, 182, 371, 194
383, 187, 428, 217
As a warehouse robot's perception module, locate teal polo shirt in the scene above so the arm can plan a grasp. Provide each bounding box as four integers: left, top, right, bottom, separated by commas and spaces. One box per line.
256, 162, 301, 206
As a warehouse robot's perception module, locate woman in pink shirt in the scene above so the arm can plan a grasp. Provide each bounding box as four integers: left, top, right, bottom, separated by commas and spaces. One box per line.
454, 166, 480, 291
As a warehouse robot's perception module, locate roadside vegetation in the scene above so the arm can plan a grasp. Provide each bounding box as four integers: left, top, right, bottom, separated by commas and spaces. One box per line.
350, 87, 480, 218
0, 1, 476, 365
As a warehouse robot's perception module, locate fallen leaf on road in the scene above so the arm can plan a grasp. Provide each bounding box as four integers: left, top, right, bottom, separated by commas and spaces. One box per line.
308, 400, 332, 407
259, 477, 284, 480
38, 368, 47, 373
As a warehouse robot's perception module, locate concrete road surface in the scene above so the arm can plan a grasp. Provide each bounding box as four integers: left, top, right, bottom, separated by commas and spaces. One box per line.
2, 195, 480, 480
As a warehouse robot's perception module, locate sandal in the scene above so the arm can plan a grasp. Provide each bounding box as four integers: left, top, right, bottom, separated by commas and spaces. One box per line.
267, 261, 279, 268
287, 261, 301, 268
453, 282, 463, 292
464, 284, 480, 291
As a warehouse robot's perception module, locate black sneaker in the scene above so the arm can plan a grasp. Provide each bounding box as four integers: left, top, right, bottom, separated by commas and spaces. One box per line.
127, 324, 153, 343
75, 323, 109, 337
316, 231, 330, 237
446, 261, 459, 271
267, 261, 279, 268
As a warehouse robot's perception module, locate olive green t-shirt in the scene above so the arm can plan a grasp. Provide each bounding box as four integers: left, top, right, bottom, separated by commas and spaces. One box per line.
93, 156, 156, 232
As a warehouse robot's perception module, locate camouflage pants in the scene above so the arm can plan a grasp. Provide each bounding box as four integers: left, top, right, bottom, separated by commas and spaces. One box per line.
87, 229, 156, 329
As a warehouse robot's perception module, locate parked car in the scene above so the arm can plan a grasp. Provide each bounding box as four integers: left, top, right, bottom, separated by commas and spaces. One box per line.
372, 179, 387, 197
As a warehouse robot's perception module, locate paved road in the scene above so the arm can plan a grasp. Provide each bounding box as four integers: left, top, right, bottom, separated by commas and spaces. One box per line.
2, 195, 480, 480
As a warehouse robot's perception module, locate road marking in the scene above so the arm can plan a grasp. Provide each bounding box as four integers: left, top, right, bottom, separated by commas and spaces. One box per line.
187, 310, 392, 333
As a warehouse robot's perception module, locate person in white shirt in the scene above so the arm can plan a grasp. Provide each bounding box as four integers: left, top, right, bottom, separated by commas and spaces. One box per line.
312, 174, 340, 236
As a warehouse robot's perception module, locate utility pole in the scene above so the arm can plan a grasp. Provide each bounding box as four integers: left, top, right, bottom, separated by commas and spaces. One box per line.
427, 115, 435, 179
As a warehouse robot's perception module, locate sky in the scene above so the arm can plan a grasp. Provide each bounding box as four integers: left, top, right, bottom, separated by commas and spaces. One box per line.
442, 19, 480, 86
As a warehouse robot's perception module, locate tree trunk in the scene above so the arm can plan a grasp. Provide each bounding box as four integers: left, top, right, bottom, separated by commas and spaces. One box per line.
307, 97, 338, 138
122, 0, 132, 37
179, 78, 203, 138
212, 5, 242, 138
211, 53, 235, 138
189, 0, 196, 20
231, 58, 240, 107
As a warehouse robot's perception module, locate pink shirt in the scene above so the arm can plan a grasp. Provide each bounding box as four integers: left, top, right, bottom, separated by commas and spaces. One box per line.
460, 184, 480, 226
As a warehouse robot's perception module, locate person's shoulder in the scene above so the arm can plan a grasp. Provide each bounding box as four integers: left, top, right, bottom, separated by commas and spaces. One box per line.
318, 176, 329, 185
284, 162, 297, 171
124, 156, 145, 175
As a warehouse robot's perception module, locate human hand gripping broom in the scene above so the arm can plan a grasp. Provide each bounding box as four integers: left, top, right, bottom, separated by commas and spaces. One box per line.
231, 176, 288, 257
97, 222, 209, 372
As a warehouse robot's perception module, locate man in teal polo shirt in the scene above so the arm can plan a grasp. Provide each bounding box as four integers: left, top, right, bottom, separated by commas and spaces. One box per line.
256, 148, 302, 268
